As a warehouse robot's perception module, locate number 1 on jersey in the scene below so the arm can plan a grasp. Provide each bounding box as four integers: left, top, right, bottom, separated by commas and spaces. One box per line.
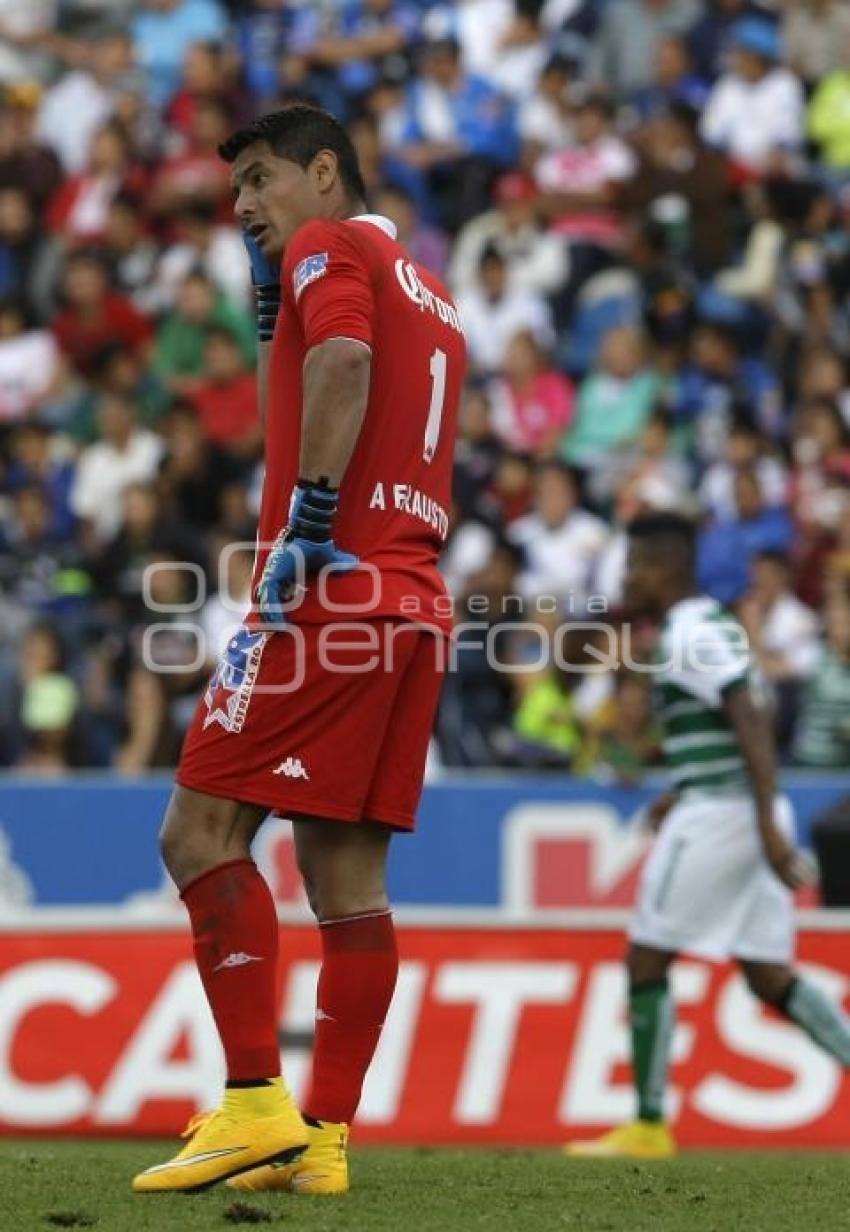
423, 347, 447, 463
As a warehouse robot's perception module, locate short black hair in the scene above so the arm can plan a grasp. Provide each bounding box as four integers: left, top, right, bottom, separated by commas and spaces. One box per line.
628, 512, 697, 570
755, 549, 790, 570
219, 104, 367, 203
665, 99, 699, 135
479, 242, 505, 268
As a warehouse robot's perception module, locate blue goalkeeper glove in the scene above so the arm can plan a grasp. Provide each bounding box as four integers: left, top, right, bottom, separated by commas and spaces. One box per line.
255, 479, 359, 628
242, 228, 280, 342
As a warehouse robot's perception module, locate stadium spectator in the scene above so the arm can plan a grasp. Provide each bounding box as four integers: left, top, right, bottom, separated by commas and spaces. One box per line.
448, 170, 567, 297
101, 193, 161, 306
582, 672, 662, 783
0, 82, 62, 218
782, 0, 850, 88
144, 202, 251, 312
604, 408, 691, 510
0, 1, 57, 87
200, 543, 254, 663
185, 327, 260, 458
512, 658, 583, 767
422, 0, 516, 83
153, 267, 254, 392
0, 483, 91, 638
436, 538, 523, 767
8, 623, 81, 773
113, 663, 183, 772
69, 392, 164, 543
149, 96, 232, 219
623, 102, 730, 275
793, 589, 850, 768
808, 51, 850, 174
686, 0, 757, 82
560, 326, 661, 471
158, 399, 246, 531
393, 36, 519, 228
535, 94, 636, 253
166, 40, 246, 141
700, 18, 805, 177
455, 244, 554, 375
5, 420, 76, 540
517, 52, 576, 160
51, 249, 153, 378
669, 322, 781, 465
698, 467, 795, 603
131, 0, 228, 109
451, 383, 505, 521
487, 329, 574, 457
372, 182, 450, 277
508, 461, 609, 606
89, 480, 205, 627
741, 552, 821, 682
589, 0, 701, 98
699, 417, 787, 520
46, 121, 142, 244
297, 0, 422, 104
485, 2, 550, 103
36, 30, 138, 174
0, 186, 50, 313
630, 33, 709, 120
0, 298, 63, 422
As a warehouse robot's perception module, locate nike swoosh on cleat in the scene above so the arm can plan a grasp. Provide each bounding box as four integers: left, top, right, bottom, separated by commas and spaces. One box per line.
288, 1173, 329, 1189
140, 1147, 249, 1175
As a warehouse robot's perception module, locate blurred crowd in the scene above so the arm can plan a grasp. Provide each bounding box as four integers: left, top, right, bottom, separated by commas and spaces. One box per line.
2, 0, 850, 778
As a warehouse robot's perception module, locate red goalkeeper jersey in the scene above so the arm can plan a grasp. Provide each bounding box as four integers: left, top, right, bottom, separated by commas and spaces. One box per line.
254, 213, 466, 632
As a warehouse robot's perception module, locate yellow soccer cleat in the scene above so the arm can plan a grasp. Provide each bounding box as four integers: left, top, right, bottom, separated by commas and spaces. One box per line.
132, 1082, 309, 1194
564, 1120, 678, 1160
228, 1119, 349, 1195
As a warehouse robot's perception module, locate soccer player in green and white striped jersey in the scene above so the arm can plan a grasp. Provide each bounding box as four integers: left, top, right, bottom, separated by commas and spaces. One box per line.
567, 513, 850, 1160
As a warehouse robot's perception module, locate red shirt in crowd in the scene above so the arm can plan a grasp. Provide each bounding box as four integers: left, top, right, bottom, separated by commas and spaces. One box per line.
51, 295, 153, 376
188, 372, 259, 445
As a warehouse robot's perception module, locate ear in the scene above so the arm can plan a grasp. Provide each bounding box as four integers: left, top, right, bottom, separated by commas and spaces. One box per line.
311, 148, 340, 197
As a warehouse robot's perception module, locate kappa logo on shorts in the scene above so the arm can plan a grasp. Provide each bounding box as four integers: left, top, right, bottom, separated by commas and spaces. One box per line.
293, 251, 328, 301
203, 627, 269, 734
273, 756, 310, 780
213, 951, 264, 972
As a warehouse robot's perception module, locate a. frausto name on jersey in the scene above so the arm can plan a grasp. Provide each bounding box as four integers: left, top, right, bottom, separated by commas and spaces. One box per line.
369, 481, 450, 540
394, 259, 463, 333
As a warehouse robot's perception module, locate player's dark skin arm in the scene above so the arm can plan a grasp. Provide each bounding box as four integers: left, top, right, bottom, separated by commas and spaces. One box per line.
300, 338, 371, 484
723, 686, 807, 890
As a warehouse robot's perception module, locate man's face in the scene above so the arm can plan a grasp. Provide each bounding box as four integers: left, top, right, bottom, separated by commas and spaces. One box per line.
624, 540, 663, 615
734, 474, 762, 520
535, 468, 574, 529
731, 48, 765, 82
752, 559, 785, 604
231, 140, 323, 260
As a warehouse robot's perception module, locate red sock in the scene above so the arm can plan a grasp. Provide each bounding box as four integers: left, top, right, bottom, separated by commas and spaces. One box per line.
181, 858, 281, 1082
305, 911, 398, 1124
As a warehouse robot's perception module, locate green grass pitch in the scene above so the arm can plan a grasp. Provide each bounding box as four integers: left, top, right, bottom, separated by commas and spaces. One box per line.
2, 1140, 850, 1232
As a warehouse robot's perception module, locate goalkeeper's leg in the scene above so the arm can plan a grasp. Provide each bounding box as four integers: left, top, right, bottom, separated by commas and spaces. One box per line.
232, 818, 397, 1195
133, 787, 308, 1193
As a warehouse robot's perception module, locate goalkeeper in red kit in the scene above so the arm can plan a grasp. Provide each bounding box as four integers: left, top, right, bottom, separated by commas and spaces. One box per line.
132, 104, 466, 1196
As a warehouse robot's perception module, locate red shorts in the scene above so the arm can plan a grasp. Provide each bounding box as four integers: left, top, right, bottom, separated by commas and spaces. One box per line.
177, 620, 445, 831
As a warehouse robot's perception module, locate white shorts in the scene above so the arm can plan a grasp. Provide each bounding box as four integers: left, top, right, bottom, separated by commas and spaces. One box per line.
629, 794, 795, 964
